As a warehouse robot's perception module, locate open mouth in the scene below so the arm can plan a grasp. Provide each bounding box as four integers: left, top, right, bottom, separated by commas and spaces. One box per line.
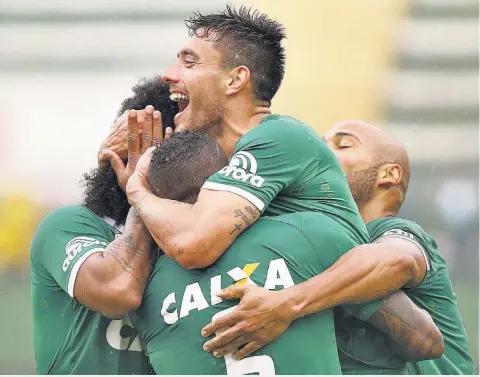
170, 93, 190, 124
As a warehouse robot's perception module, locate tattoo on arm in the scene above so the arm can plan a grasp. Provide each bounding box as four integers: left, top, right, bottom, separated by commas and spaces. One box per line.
111, 250, 139, 283
368, 291, 442, 361
230, 205, 260, 234
103, 207, 153, 284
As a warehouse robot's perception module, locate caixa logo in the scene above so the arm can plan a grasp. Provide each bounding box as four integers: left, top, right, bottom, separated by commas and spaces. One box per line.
63, 236, 107, 272
219, 151, 265, 187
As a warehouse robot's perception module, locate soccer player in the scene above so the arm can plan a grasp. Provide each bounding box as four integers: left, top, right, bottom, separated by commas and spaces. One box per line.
103, 6, 368, 273
129, 130, 442, 375
202, 121, 474, 374
30, 77, 177, 374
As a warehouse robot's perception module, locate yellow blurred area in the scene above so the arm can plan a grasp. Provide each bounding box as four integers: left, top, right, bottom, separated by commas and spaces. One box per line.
0, 192, 45, 268
246, 0, 409, 134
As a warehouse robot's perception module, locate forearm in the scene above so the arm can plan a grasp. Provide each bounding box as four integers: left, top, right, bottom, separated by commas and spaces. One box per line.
131, 189, 257, 269
81, 207, 154, 317
368, 291, 444, 361
102, 207, 154, 291
286, 244, 415, 319
130, 190, 201, 264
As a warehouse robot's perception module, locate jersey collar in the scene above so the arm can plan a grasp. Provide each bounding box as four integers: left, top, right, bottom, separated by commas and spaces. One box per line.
102, 216, 125, 233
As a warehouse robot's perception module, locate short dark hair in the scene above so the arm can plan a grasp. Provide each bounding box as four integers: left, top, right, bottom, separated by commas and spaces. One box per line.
83, 76, 178, 223
148, 131, 228, 204
186, 5, 286, 104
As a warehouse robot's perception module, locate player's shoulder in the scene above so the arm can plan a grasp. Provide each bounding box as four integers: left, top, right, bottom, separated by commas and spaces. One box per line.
260, 212, 355, 245
39, 205, 100, 227
33, 205, 105, 240
237, 114, 323, 148
368, 216, 430, 241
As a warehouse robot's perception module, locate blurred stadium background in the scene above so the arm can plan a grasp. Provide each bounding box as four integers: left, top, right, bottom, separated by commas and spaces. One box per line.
0, 0, 477, 373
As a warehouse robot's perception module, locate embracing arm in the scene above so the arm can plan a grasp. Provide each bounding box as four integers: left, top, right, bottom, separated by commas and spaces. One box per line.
128, 187, 259, 269
200, 238, 428, 359
288, 237, 427, 318
75, 207, 154, 318
367, 290, 444, 361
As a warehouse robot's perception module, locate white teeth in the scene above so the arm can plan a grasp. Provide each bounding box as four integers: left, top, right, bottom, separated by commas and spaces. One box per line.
170, 93, 190, 102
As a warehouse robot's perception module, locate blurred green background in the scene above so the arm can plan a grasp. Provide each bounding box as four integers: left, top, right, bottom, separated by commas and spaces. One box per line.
0, 0, 478, 374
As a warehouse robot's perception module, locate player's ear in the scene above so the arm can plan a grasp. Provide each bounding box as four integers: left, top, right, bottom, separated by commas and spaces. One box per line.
378, 164, 403, 188
225, 66, 250, 96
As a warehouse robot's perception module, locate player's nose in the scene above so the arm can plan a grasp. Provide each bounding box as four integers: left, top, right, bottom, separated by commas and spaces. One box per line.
161, 63, 180, 84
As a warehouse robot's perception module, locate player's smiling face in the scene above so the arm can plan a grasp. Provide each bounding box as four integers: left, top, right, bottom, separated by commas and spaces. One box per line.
162, 30, 228, 134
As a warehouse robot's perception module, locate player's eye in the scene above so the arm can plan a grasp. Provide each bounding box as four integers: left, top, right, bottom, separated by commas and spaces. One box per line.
183, 57, 195, 67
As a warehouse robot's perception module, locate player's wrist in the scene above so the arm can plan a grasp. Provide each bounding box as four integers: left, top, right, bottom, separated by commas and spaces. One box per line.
127, 176, 151, 207
281, 285, 306, 320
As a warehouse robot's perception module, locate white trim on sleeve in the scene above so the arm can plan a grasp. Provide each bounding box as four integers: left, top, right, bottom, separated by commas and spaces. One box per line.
67, 247, 105, 297
202, 182, 265, 211
375, 235, 430, 271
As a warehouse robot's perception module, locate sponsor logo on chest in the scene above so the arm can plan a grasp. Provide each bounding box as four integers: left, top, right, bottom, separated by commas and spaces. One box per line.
219, 151, 265, 187
161, 258, 294, 325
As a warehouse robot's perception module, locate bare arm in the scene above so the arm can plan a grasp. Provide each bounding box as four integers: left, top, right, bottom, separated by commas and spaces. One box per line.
289, 237, 427, 318
367, 290, 444, 361
74, 207, 154, 318
128, 186, 260, 269
201, 239, 428, 358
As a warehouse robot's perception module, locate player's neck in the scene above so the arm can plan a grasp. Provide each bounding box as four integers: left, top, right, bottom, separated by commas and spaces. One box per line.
218, 103, 271, 157
358, 193, 400, 223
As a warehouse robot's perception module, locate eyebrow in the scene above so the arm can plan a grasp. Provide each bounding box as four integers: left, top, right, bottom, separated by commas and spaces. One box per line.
178, 48, 200, 60
335, 131, 362, 143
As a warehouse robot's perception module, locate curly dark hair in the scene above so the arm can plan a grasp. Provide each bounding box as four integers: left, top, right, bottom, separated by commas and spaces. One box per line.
186, 5, 286, 104
82, 76, 178, 224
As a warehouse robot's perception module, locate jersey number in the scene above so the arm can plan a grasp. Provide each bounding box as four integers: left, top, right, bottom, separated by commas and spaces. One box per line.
212, 307, 276, 375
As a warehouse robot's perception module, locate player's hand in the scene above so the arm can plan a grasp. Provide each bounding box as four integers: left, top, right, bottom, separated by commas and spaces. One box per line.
98, 107, 173, 166
201, 285, 296, 360
98, 110, 138, 165
103, 106, 170, 192
126, 146, 155, 205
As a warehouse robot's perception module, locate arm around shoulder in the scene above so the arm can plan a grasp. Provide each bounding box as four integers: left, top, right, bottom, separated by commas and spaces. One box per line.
367, 290, 444, 362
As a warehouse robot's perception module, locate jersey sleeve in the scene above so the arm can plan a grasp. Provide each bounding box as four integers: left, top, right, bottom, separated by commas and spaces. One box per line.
367, 217, 436, 284
202, 118, 320, 212
30, 206, 113, 297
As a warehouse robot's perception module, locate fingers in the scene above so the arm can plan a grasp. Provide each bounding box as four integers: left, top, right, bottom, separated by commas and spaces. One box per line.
232, 342, 263, 360
141, 105, 154, 153
102, 149, 126, 180
203, 323, 244, 352
127, 110, 140, 168
216, 285, 248, 300
202, 309, 240, 338
165, 127, 173, 139
212, 336, 249, 358
152, 110, 163, 145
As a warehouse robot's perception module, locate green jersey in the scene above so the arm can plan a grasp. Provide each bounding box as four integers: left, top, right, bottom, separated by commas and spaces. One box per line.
131, 212, 381, 375
30, 205, 153, 375
369, 217, 475, 375
335, 217, 475, 375
203, 114, 367, 240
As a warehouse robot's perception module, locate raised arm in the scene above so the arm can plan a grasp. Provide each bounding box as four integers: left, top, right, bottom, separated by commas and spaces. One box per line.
127, 182, 260, 269
125, 116, 321, 270
74, 207, 154, 318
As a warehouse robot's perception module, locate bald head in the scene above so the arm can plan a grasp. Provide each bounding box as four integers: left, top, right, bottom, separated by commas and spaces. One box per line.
323, 121, 410, 207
